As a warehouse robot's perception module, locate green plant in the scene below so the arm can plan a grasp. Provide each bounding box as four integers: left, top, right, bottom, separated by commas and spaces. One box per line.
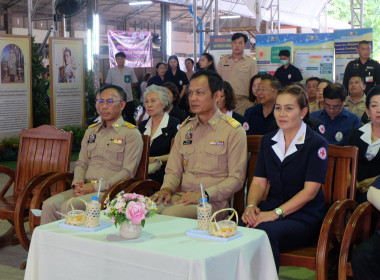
0, 136, 20, 161
85, 70, 98, 124
62, 124, 86, 145
31, 37, 50, 127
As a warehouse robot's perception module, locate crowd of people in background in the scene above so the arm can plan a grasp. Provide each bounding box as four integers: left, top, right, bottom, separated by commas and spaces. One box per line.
95, 33, 380, 278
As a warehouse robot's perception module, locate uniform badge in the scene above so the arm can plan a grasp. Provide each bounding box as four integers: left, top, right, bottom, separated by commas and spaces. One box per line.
88, 134, 96, 143
183, 159, 187, 167
288, 74, 292, 79
318, 125, 325, 134
243, 122, 249, 131
185, 132, 192, 140
183, 140, 192, 145
109, 138, 123, 144
187, 125, 192, 131
210, 140, 224, 146
335, 131, 343, 142
318, 147, 327, 160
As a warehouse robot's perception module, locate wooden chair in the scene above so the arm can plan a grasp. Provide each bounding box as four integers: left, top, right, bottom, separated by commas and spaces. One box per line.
338, 202, 380, 279
0, 125, 72, 249
279, 145, 358, 280
233, 135, 263, 217
26, 134, 150, 245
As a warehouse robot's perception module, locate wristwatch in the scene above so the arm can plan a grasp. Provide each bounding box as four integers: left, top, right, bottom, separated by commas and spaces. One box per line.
274, 207, 285, 220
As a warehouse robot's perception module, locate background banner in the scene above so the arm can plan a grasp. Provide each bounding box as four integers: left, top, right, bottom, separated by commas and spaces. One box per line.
107, 30, 153, 68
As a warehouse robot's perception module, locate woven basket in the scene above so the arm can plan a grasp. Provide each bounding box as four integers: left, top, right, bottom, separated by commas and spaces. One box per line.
64, 197, 87, 226
208, 208, 238, 238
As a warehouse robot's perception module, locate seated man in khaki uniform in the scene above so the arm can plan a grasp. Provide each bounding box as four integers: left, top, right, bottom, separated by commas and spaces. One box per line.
151, 70, 248, 218
41, 85, 143, 224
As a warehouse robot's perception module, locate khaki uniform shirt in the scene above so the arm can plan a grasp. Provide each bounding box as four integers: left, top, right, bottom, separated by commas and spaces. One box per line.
217, 54, 257, 98
344, 94, 366, 119
73, 116, 143, 192
161, 110, 248, 213
309, 100, 320, 114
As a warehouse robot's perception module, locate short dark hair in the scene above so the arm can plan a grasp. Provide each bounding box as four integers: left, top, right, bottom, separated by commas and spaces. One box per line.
358, 40, 370, 47
248, 74, 262, 102
306, 77, 321, 85
323, 83, 346, 102
191, 70, 223, 96
100, 84, 127, 102
155, 61, 166, 69
349, 74, 365, 84
185, 58, 194, 65
162, 82, 180, 105
366, 85, 380, 109
318, 78, 332, 87
200, 53, 216, 71
115, 51, 126, 59
261, 74, 281, 91
231, 33, 248, 43
222, 81, 236, 111
279, 49, 290, 57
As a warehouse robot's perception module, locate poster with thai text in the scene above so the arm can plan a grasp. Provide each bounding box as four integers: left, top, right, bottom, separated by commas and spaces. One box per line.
334, 28, 373, 83
0, 34, 31, 139
107, 30, 153, 68
50, 38, 85, 128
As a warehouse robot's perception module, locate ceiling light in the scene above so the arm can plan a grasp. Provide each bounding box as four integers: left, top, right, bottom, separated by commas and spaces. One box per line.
220, 15, 241, 19
129, 1, 153, 5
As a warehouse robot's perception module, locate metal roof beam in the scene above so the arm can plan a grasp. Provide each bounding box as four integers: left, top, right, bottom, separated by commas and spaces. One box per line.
350, 0, 363, 28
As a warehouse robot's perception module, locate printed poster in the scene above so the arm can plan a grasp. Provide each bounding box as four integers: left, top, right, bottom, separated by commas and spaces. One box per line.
334, 28, 373, 83
256, 34, 294, 76
108, 30, 153, 68
293, 33, 334, 82
49, 38, 85, 128
0, 34, 32, 139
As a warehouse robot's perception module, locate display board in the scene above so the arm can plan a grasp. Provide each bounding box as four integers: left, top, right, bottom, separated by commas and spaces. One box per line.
334, 28, 373, 83
0, 34, 32, 139
107, 30, 153, 68
49, 38, 85, 128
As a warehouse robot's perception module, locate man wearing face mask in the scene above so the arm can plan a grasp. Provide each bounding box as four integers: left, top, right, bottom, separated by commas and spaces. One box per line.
274, 49, 303, 88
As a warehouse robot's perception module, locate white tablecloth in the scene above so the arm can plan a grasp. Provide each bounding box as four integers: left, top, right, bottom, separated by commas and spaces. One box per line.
24, 214, 277, 280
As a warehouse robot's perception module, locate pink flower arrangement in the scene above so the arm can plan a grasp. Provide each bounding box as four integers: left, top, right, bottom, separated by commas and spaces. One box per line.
104, 191, 156, 228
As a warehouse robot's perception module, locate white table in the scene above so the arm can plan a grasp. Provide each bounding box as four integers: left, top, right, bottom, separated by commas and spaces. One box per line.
24, 215, 277, 280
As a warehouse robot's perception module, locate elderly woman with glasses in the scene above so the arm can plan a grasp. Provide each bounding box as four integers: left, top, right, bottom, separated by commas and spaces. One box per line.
139, 85, 180, 184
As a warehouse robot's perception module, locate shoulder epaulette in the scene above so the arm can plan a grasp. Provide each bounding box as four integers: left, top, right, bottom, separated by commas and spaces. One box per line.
223, 115, 240, 128
88, 122, 100, 128
179, 116, 191, 128
124, 122, 136, 128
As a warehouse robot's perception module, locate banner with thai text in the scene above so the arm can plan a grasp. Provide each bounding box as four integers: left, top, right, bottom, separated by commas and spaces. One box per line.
107, 30, 153, 68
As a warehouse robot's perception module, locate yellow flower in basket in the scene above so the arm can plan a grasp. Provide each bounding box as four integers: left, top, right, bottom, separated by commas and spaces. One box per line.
208, 208, 238, 238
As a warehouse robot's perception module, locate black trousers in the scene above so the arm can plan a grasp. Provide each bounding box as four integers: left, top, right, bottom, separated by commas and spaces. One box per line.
352, 232, 380, 280
123, 101, 136, 125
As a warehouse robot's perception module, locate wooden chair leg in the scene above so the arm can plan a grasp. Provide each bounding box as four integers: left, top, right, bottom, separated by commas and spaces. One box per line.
0, 223, 19, 248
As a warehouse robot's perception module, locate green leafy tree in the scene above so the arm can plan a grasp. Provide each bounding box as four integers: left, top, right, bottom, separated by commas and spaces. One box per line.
31, 37, 50, 127
328, 0, 380, 60
85, 70, 98, 124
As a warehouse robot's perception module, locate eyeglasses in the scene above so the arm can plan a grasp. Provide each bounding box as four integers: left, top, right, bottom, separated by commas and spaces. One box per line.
324, 102, 343, 111
96, 99, 122, 105
256, 88, 274, 93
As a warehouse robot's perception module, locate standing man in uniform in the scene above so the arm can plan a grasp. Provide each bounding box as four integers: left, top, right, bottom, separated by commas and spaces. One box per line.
343, 40, 380, 95
274, 49, 303, 88
311, 83, 361, 145
150, 70, 247, 218
217, 33, 257, 115
41, 85, 143, 224
106, 51, 138, 124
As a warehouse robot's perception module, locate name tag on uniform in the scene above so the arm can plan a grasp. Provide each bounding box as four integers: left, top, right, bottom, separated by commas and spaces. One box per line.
223, 64, 230, 67
183, 140, 192, 145
366, 76, 374, 82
